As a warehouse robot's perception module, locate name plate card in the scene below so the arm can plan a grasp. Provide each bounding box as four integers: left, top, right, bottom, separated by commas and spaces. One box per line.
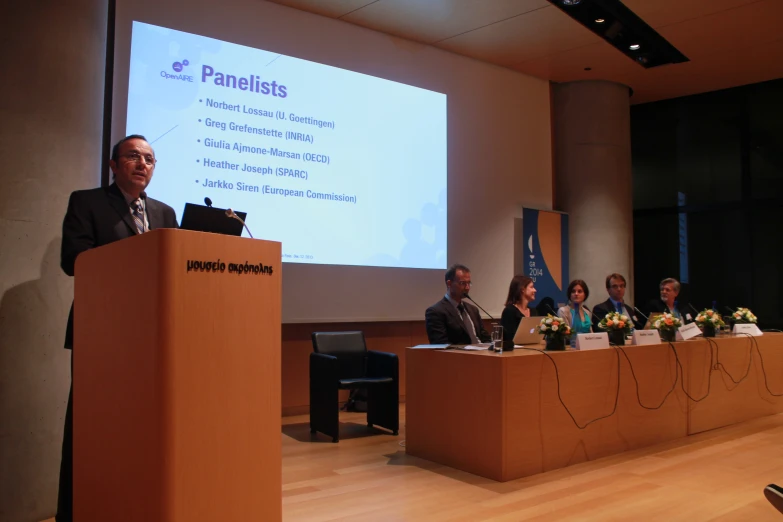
575, 332, 610, 350
733, 324, 763, 336
632, 329, 661, 345
678, 322, 702, 340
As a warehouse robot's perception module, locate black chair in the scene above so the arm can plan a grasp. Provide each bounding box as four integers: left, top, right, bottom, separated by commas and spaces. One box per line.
765, 484, 783, 515
536, 297, 556, 317
310, 331, 399, 442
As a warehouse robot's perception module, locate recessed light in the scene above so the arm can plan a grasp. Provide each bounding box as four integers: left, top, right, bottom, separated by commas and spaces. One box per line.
561, 0, 581, 5
629, 44, 641, 51
595, 18, 605, 23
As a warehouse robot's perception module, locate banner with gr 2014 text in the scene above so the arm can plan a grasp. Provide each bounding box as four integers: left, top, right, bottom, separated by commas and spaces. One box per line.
522, 208, 569, 308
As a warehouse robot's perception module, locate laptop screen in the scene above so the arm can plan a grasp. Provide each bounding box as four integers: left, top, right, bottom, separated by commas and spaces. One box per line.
180, 203, 246, 236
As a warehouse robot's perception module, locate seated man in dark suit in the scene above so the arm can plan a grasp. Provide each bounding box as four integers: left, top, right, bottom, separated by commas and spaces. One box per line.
591, 273, 644, 331
425, 263, 491, 345
56, 134, 178, 522
646, 277, 687, 321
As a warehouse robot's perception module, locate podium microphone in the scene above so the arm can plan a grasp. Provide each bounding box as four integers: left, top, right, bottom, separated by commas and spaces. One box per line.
463, 293, 495, 321
225, 208, 254, 238
204, 197, 213, 208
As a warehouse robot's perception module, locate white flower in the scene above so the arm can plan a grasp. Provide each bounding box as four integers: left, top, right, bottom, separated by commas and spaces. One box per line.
546, 318, 552, 324
654, 320, 661, 328
621, 315, 629, 321
711, 317, 718, 323
552, 325, 559, 331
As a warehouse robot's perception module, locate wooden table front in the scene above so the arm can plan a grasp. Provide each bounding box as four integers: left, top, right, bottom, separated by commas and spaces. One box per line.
406, 334, 782, 482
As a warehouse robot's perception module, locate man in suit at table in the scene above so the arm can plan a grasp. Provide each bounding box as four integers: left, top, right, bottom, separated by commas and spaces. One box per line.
590, 273, 644, 331
56, 134, 178, 522
646, 277, 688, 321
425, 263, 491, 345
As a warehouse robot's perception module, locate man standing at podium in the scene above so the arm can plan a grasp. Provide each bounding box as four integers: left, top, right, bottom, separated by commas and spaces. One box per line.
56, 135, 178, 521
425, 263, 491, 345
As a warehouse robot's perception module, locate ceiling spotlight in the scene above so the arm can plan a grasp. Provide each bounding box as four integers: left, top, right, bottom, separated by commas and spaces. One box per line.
595, 18, 605, 23
561, 0, 582, 5
629, 44, 641, 51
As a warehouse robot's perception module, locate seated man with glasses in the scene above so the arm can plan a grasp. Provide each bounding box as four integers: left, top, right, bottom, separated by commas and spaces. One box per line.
645, 277, 686, 321
591, 273, 644, 331
56, 134, 178, 522
425, 263, 491, 345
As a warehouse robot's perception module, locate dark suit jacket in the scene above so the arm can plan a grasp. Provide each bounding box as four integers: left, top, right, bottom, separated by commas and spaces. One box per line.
646, 299, 686, 321
590, 298, 644, 331
425, 297, 491, 345
61, 183, 178, 348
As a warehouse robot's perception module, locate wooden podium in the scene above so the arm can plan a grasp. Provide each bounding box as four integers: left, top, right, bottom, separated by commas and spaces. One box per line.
73, 229, 282, 521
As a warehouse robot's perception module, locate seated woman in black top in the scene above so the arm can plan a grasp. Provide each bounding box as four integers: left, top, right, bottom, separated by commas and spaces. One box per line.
500, 275, 538, 343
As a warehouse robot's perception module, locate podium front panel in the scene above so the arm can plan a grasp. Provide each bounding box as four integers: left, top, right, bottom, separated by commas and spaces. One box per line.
74, 229, 282, 521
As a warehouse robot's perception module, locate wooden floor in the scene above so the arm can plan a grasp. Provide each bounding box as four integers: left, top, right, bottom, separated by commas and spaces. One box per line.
282, 407, 783, 521
45, 407, 783, 521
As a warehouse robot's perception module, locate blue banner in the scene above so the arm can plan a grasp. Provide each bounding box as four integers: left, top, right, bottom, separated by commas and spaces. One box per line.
522, 208, 569, 307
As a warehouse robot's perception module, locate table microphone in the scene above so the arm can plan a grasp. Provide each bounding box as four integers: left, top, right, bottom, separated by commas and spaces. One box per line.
204, 197, 213, 208
724, 306, 736, 314
225, 208, 254, 238
584, 306, 605, 326
633, 307, 649, 323
566, 303, 597, 320
462, 293, 495, 321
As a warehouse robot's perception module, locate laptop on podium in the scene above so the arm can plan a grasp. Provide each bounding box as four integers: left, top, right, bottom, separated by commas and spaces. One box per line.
180, 203, 246, 236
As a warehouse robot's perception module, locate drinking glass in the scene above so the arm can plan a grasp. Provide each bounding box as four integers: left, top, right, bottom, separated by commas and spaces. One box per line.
492, 325, 504, 352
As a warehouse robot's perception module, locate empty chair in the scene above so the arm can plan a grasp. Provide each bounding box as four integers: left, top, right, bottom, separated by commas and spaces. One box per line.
310, 331, 399, 442
765, 484, 783, 515
536, 296, 556, 317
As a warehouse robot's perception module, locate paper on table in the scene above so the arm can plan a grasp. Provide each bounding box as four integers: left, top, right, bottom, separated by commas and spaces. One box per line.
411, 344, 450, 349
463, 343, 492, 351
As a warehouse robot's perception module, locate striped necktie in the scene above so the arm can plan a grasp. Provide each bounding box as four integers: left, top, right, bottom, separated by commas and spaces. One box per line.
131, 199, 146, 234
457, 303, 479, 344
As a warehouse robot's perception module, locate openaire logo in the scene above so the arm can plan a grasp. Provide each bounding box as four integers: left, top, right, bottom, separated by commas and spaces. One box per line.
161, 59, 194, 82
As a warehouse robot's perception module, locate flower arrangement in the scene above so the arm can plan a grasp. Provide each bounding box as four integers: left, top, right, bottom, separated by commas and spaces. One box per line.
597, 311, 633, 334
732, 307, 757, 324
694, 309, 725, 328
537, 314, 572, 339
653, 312, 682, 331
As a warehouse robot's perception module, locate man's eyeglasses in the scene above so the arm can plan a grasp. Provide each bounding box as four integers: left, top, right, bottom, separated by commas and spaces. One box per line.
454, 281, 472, 287
120, 152, 156, 166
